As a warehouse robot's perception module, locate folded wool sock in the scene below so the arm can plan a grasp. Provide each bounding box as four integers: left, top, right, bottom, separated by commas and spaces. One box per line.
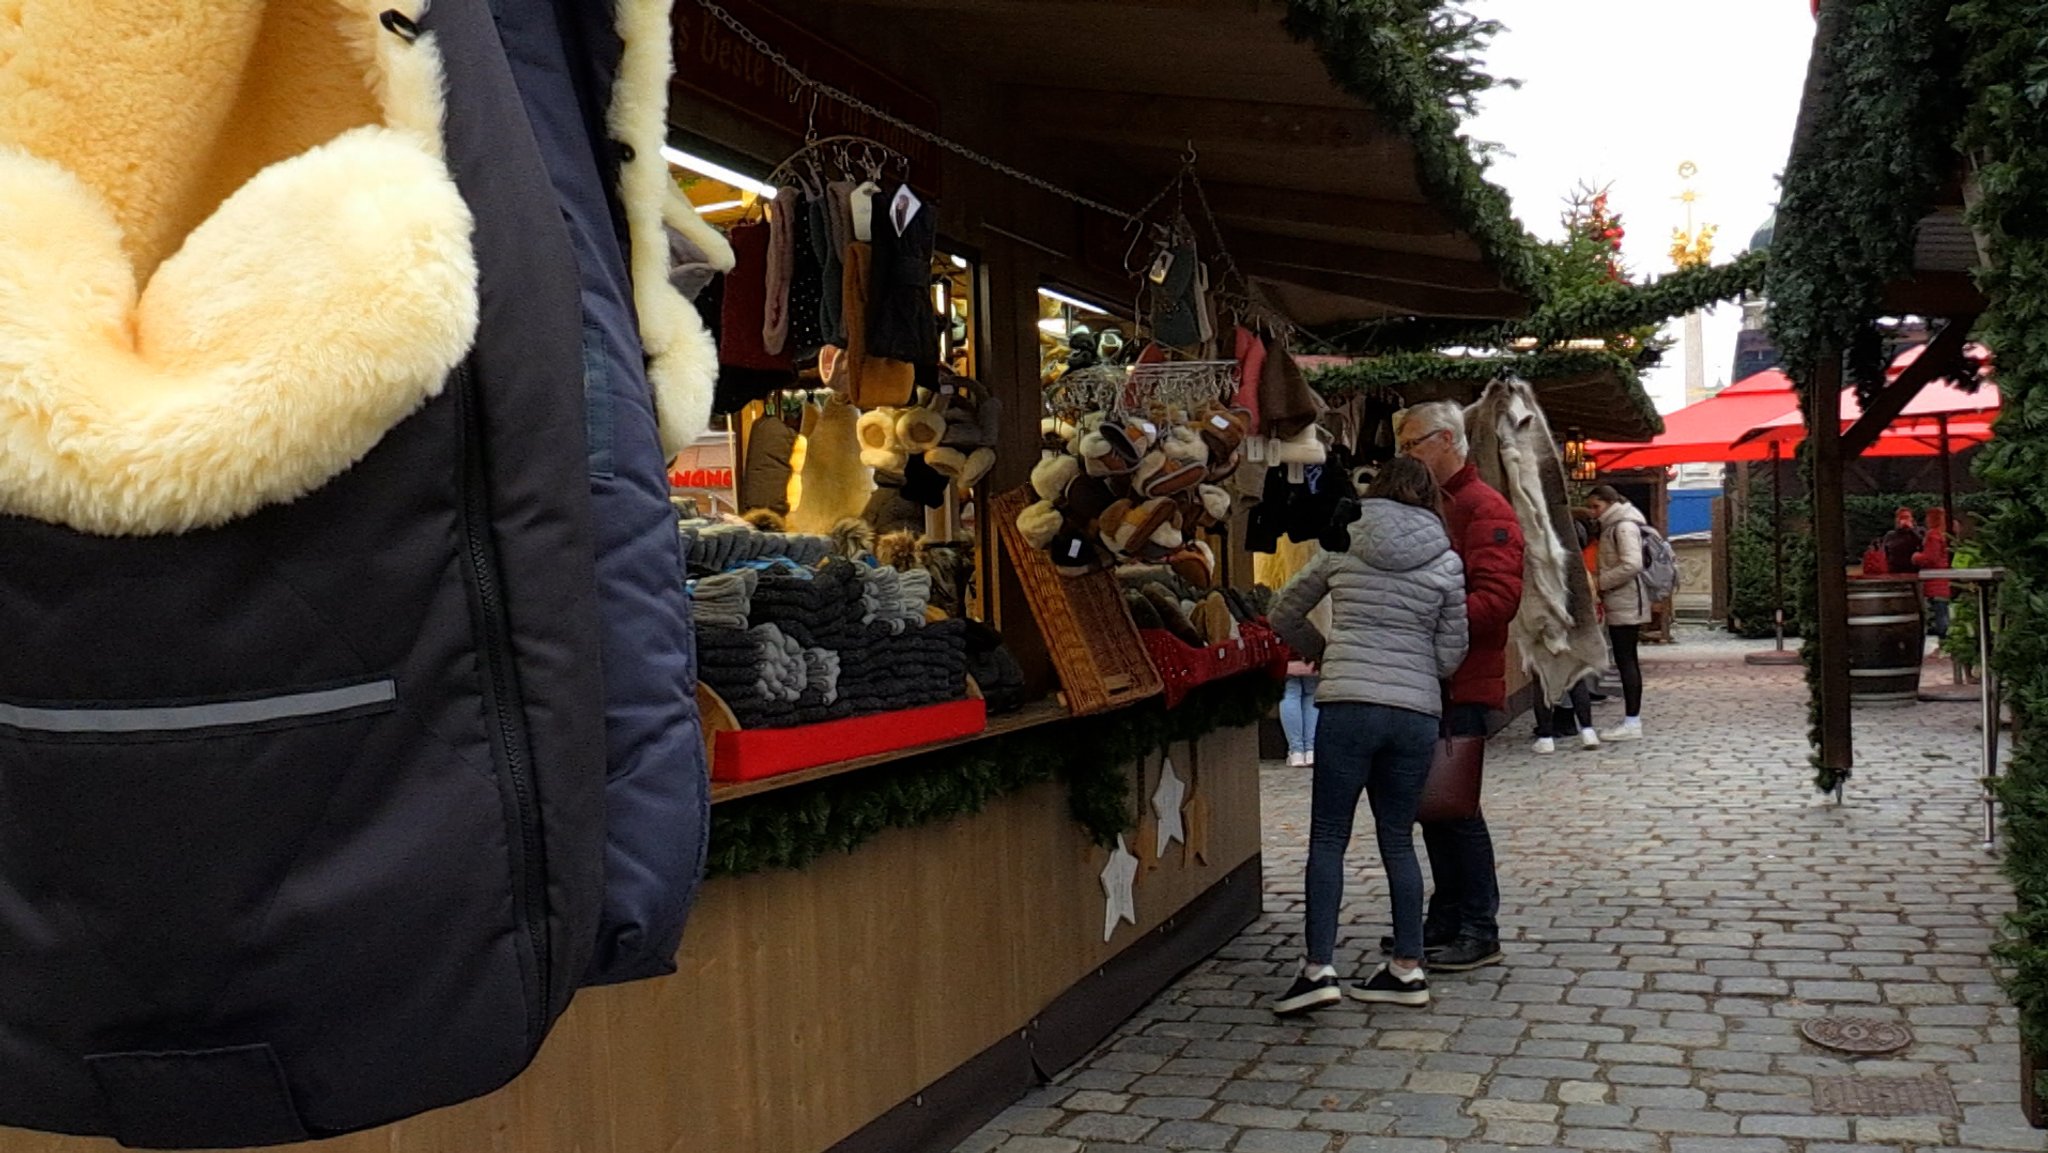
803, 647, 841, 705
895, 569, 933, 624
689, 570, 759, 631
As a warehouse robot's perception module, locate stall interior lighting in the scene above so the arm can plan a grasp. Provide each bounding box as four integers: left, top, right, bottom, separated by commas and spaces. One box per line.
1038, 287, 1106, 314
950, 254, 970, 269
694, 199, 747, 216
1038, 317, 1070, 335
660, 145, 778, 199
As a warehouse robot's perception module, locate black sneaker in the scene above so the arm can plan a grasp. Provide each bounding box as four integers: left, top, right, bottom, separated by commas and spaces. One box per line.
1349, 963, 1429, 1006
1272, 965, 1343, 1016
1427, 937, 1505, 972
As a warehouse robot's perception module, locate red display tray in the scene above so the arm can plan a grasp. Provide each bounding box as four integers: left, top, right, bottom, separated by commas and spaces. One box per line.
1139, 622, 1289, 709
710, 698, 990, 783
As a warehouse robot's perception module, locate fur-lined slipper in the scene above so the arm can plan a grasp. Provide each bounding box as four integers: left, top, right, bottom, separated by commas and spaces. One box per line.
1032, 453, 1082, 503
1016, 499, 1062, 550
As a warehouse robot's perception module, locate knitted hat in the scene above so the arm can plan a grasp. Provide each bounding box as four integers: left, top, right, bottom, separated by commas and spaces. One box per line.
1016, 499, 1063, 550
1231, 327, 1266, 434
1258, 334, 1323, 441
1032, 453, 1082, 502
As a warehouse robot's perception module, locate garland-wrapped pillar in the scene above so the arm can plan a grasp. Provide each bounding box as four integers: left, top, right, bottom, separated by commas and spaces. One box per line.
1811, 353, 1853, 789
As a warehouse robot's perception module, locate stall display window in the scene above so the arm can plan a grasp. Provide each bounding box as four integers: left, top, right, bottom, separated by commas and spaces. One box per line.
1038, 286, 1138, 386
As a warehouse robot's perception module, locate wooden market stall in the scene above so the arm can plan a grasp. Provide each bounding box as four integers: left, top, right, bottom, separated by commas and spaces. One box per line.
0, 4, 1556, 1153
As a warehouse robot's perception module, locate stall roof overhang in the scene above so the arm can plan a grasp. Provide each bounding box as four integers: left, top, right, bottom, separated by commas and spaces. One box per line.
1310, 349, 1662, 443
771, 0, 1536, 325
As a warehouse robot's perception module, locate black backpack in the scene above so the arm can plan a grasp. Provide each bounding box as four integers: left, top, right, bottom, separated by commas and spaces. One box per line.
0, 0, 710, 1145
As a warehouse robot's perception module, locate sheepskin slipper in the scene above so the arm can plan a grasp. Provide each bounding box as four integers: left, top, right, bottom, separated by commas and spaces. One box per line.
897, 406, 948, 454
1016, 499, 1062, 550
1269, 425, 1328, 466
1032, 452, 1082, 502
0, 0, 484, 536
1161, 425, 1210, 466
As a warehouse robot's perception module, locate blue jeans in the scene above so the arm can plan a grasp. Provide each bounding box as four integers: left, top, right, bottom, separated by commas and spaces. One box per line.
1423, 703, 1500, 944
1306, 702, 1439, 965
1281, 676, 1320, 754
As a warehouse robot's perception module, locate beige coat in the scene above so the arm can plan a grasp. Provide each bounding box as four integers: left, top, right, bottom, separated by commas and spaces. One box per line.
1596, 501, 1651, 627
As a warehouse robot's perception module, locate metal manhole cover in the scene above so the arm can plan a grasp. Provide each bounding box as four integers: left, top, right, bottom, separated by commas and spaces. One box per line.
1802, 1016, 1914, 1054
1812, 1074, 1960, 1118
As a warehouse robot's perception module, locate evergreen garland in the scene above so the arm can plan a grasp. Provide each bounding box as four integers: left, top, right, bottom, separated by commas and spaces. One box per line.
706, 673, 1285, 877
1309, 349, 1662, 438
1955, 0, 2048, 1096
1763, 0, 1968, 388
1283, 0, 1544, 299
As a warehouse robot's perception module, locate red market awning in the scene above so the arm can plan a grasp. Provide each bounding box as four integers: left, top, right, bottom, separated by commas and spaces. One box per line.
1731, 343, 1999, 454
1589, 368, 1800, 470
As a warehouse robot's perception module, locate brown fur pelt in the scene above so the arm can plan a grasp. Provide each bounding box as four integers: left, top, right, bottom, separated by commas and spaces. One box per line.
876, 529, 922, 571
742, 508, 786, 533
829, 517, 876, 560
916, 537, 978, 618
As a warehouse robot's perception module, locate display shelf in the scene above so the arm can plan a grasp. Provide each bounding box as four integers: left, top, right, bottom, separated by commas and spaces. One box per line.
708, 697, 1072, 804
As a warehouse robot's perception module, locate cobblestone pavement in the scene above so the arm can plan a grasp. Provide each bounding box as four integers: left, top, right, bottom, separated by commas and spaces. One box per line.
959, 628, 2033, 1153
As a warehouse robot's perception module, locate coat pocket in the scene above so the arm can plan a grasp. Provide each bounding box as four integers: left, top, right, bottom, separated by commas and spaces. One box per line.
0, 678, 398, 1023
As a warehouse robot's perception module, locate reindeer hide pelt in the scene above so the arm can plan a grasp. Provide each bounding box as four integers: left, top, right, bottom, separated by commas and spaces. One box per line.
1466, 378, 1610, 704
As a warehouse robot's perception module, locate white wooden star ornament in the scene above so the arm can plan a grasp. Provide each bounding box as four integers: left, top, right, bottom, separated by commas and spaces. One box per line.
1152, 759, 1188, 858
1100, 835, 1139, 942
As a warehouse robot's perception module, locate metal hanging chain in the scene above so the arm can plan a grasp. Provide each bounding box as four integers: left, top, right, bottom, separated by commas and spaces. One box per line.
695, 0, 1147, 225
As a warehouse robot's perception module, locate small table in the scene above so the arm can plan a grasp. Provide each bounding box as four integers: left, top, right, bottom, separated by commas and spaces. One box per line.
1919, 568, 2006, 846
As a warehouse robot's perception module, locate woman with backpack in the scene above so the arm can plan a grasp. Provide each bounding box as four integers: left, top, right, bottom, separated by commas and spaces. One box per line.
1268, 457, 1469, 1015
1587, 485, 1650, 742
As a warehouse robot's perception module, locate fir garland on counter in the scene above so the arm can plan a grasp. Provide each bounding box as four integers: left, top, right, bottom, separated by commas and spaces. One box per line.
1956, 0, 2048, 1095
707, 672, 1284, 877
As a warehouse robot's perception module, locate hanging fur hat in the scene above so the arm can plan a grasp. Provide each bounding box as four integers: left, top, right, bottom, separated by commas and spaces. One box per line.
1258, 334, 1323, 441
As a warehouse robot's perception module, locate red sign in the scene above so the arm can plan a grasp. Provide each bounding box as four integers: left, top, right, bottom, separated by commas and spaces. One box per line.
670, 467, 736, 490
671, 0, 943, 187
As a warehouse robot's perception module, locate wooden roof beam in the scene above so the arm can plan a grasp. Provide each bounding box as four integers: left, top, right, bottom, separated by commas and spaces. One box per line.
1197, 181, 1455, 238
1008, 87, 1387, 152
1244, 263, 1525, 320
1841, 315, 1976, 458
1234, 230, 1504, 292
1879, 271, 1988, 317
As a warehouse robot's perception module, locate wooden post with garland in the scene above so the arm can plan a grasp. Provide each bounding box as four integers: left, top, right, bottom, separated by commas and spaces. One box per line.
1812, 354, 1854, 783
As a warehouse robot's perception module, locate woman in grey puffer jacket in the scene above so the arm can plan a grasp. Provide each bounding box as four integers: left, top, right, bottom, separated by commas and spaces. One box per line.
1269, 458, 1468, 1015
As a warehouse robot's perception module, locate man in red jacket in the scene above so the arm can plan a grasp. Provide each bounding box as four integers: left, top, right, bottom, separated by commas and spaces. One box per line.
1393, 401, 1524, 972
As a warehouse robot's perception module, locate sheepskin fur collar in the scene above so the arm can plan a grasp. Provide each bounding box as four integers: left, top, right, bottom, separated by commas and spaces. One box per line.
0, 0, 476, 536
0, 0, 723, 537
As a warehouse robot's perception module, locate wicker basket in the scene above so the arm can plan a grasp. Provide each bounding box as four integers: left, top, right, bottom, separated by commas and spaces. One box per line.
990, 486, 1163, 715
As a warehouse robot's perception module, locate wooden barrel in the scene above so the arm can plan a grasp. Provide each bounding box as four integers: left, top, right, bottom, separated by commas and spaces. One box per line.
1847, 578, 1924, 705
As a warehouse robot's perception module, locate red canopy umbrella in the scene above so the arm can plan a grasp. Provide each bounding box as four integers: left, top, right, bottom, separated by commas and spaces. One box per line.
1589, 368, 1801, 470
1730, 344, 1999, 454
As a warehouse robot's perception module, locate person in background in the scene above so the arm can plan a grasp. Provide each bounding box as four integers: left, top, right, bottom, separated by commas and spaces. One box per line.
1586, 485, 1648, 742
1883, 507, 1924, 578
1269, 457, 1468, 1015
1914, 507, 1953, 643
1281, 649, 1324, 767
1390, 401, 1523, 974
1534, 509, 1603, 754
1259, 539, 1330, 767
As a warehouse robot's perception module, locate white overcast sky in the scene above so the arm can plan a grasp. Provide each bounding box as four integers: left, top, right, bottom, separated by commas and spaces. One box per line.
1463, 0, 1818, 413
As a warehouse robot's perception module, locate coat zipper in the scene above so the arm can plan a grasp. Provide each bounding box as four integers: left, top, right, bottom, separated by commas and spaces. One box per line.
455, 361, 550, 1045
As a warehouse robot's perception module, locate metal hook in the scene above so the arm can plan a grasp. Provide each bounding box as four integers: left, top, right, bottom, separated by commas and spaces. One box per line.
1182, 140, 1199, 168
803, 85, 822, 145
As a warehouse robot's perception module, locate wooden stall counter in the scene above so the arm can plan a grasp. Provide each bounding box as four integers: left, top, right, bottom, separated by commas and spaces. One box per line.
0, 724, 1264, 1153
